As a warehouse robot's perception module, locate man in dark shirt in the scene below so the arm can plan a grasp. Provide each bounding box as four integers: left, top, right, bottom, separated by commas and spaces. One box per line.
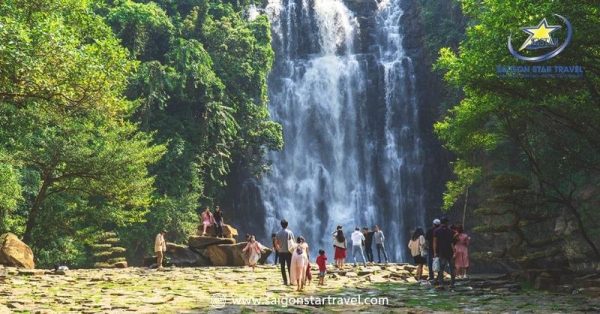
362, 227, 374, 263
425, 218, 440, 282
433, 217, 456, 287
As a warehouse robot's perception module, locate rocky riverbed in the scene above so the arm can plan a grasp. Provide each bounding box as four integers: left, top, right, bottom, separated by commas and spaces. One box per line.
1, 264, 599, 313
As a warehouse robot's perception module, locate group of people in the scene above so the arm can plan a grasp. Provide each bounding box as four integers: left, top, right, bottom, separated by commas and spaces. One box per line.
331, 225, 389, 268
407, 217, 471, 288
200, 206, 225, 238
271, 220, 392, 291
154, 212, 470, 291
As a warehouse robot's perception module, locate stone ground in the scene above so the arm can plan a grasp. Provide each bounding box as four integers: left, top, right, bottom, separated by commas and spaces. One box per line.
1, 264, 599, 313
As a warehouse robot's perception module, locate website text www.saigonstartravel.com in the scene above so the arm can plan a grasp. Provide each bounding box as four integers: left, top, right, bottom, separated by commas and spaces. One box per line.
209, 293, 389, 308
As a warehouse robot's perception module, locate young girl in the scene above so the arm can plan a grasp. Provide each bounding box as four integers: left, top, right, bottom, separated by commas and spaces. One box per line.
200, 207, 214, 236
242, 235, 265, 271
290, 236, 309, 291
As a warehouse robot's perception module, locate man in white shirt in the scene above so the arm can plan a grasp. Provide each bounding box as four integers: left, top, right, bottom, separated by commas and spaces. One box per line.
350, 227, 367, 267
154, 230, 167, 269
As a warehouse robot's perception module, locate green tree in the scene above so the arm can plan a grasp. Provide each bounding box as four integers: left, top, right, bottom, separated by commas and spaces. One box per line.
435, 0, 600, 265
0, 0, 164, 266
101, 0, 282, 257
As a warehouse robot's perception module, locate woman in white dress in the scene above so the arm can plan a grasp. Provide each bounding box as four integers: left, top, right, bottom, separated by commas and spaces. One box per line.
290, 236, 309, 291
242, 235, 265, 271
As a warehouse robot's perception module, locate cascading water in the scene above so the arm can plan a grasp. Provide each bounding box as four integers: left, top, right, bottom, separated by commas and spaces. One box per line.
260, 0, 426, 261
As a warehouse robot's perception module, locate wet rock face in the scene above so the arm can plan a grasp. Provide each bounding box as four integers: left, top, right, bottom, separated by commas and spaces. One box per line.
0, 233, 35, 269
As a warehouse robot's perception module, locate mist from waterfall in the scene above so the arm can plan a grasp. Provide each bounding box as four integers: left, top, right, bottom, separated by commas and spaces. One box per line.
261, 0, 425, 261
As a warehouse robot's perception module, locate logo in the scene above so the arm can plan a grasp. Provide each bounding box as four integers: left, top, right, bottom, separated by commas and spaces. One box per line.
508, 14, 572, 62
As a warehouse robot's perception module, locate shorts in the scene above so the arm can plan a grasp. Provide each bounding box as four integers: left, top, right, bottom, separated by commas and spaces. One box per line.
318, 271, 326, 278
413, 255, 426, 265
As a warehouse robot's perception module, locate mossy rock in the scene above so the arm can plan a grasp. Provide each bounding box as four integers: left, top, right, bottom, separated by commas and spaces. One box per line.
109, 247, 127, 254
99, 232, 118, 239
103, 238, 120, 244
93, 251, 113, 258
106, 257, 127, 264
90, 243, 112, 250
93, 262, 112, 268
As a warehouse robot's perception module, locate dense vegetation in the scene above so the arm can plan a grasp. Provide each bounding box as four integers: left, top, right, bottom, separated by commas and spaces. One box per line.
435, 0, 600, 271
0, 0, 281, 267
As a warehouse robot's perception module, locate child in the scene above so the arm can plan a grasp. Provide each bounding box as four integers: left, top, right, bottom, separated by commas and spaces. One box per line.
316, 249, 327, 286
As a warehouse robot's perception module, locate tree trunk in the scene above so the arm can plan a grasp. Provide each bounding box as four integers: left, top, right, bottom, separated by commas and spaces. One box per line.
462, 187, 469, 226
23, 179, 51, 244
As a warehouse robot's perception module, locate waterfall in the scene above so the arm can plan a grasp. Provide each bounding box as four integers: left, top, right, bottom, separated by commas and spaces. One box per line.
260, 0, 425, 261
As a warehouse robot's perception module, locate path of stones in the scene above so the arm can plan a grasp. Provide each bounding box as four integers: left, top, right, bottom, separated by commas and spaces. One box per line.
1, 264, 598, 313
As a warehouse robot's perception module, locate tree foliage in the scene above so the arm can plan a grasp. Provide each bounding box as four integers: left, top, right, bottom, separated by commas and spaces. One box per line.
0, 0, 165, 267
100, 0, 282, 259
435, 0, 600, 266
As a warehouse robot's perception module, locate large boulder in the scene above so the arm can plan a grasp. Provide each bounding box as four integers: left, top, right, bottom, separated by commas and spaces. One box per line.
0, 233, 35, 269
204, 242, 272, 266
166, 243, 211, 267
197, 223, 238, 239
188, 236, 236, 250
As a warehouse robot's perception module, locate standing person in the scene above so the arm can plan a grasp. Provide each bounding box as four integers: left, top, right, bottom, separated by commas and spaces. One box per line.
433, 217, 456, 288
154, 230, 167, 269
213, 206, 224, 238
453, 225, 471, 279
362, 227, 374, 263
426, 219, 441, 282
351, 227, 367, 267
242, 235, 264, 271
271, 233, 280, 265
408, 228, 427, 281
290, 236, 309, 291
200, 207, 214, 236
374, 225, 389, 263
333, 230, 347, 268
316, 249, 327, 286
276, 219, 295, 285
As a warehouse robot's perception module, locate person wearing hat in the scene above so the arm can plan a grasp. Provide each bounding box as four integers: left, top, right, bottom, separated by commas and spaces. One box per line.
425, 218, 441, 282
154, 230, 167, 269
433, 217, 456, 288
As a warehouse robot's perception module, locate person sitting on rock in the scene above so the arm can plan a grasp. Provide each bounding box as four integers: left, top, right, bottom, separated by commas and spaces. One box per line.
242, 235, 265, 271
200, 207, 214, 236
154, 230, 167, 269
213, 206, 224, 238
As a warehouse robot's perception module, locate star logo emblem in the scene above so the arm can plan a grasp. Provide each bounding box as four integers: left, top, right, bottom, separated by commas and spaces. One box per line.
519, 18, 561, 51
